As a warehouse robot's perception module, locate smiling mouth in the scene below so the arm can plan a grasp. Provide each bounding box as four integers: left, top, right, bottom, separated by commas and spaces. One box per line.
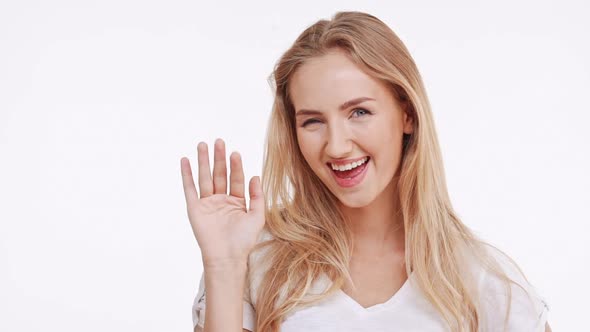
328, 157, 370, 179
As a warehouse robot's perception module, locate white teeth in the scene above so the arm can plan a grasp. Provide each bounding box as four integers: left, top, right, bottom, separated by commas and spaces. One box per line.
330, 157, 369, 171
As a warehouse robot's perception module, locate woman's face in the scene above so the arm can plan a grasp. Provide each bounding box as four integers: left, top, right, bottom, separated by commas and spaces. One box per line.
290, 49, 413, 208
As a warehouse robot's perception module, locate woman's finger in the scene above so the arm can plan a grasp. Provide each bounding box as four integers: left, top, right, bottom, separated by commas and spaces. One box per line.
229, 151, 245, 198
212, 138, 228, 195
197, 142, 213, 198
180, 157, 198, 206
248, 176, 265, 216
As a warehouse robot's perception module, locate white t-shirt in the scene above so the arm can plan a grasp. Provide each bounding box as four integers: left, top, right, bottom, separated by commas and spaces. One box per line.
192, 231, 549, 332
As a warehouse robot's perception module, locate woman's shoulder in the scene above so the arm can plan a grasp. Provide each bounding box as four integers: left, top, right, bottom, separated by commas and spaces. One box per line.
475, 244, 541, 295
248, 227, 275, 267
246, 227, 277, 306
473, 244, 550, 331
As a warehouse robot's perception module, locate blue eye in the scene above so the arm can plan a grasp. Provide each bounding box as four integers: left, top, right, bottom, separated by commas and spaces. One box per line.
301, 109, 371, 127
352, 108, 371, 117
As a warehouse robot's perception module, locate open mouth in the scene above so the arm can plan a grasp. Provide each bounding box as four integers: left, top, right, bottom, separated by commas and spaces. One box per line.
327, 157, 370, 187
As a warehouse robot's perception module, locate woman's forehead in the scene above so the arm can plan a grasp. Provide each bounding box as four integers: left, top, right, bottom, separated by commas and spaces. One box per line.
289, 53, 387, 111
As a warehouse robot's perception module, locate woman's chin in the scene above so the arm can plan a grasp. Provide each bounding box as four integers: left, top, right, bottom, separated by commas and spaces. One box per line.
335, 194, 374, 209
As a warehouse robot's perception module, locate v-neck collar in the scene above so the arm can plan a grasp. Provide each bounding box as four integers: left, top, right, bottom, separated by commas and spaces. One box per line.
330, 271, 415, 313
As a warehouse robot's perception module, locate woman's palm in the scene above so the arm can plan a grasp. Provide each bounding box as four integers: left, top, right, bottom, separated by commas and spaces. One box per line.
180, 139, 265, 267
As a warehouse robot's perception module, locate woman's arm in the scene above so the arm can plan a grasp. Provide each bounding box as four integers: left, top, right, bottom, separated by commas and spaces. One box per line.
195, 327, 251, 332
200, 260, 249, 332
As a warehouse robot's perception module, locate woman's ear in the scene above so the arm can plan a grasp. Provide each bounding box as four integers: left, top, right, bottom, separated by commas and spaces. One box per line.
402, 103, 414, 135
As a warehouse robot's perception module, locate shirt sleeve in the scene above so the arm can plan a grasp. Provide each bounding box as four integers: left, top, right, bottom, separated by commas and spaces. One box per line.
192, 270, 256, 331
478, 247, 550, 332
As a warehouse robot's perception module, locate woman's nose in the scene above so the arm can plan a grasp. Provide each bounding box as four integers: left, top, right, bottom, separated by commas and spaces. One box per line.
325, 125, 353, 158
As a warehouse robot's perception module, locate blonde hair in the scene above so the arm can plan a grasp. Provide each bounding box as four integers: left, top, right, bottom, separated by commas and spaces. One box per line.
253, 11, 535, 332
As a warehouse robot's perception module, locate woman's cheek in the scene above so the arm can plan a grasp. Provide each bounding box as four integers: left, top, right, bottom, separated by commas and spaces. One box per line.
297, 133, 321, 169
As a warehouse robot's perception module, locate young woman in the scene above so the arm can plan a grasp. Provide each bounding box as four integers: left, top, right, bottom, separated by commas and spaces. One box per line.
180, 11, 551, 332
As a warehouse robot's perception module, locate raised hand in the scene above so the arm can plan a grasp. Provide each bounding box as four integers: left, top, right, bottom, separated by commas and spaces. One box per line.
180, 139, 265, 268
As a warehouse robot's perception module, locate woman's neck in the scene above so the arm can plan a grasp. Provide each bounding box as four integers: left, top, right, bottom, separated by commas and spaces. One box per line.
340, 180, 405, 257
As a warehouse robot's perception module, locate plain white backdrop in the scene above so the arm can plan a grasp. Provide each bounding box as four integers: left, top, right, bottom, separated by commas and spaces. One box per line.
1, 0, 588, 331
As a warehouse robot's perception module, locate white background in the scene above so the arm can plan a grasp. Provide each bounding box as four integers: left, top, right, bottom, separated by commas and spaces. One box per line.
1, 0, 588, 331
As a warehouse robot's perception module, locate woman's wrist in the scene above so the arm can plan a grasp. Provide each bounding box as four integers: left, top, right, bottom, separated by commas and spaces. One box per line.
203, 257, 248, 274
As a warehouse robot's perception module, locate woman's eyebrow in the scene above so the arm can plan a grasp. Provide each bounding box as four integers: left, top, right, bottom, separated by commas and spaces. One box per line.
295, 97, 375, 116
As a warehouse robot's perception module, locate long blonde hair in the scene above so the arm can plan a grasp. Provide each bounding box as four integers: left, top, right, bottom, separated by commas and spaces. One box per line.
253, 11, 534, 332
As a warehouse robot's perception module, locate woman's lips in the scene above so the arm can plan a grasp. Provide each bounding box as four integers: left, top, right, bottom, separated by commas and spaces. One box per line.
329, 157, 370, 188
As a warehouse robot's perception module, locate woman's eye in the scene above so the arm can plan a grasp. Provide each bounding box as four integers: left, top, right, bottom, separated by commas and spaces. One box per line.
352, 108, 371, 118
302, 119, 320, 127
301, 109, 371, 127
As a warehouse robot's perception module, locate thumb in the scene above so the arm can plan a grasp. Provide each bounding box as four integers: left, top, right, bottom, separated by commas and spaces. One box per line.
248, 176, 265, 215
